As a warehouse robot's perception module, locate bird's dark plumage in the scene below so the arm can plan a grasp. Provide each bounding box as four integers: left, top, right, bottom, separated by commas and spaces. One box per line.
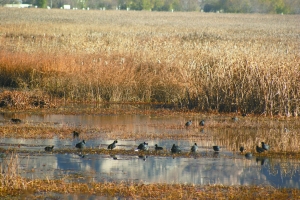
256, 145, 265, 153
45, 146, 54, 151
213, 146, 220, 152
137, 142, 149, 151
261, 142, 269, 151
185, 120, 192, 127
155, 144, 163, 150
108, 140, 118, 150
73, 131, 80, 139
171, 144, 181, 153
76, 140, 86, 149
199, 120, 205, 126
240, 146, 245, 153
191, 143, 198, 152
11, 118, 21, 123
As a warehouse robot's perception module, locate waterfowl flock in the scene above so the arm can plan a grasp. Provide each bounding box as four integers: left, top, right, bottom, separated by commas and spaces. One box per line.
36, 116, 270, 160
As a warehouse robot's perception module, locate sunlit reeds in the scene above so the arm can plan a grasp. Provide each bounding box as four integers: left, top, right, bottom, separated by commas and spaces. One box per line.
0, 8, 299, 116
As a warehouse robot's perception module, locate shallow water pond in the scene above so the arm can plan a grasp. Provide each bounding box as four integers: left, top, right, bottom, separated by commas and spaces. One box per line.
0, 110, 300, 189
2, 148, 300, 189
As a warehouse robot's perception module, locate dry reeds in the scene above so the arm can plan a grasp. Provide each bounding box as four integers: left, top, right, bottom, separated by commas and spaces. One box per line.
0, 8, 299, 116
0, 152, 28, 195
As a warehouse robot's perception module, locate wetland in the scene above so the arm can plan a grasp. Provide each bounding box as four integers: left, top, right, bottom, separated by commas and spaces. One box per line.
1, 103, 300, 199
0, 8, 300, 199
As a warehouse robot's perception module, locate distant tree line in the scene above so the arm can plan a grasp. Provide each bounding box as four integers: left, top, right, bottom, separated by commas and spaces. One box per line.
1, 0, 299, 14
203, 0, 299, 14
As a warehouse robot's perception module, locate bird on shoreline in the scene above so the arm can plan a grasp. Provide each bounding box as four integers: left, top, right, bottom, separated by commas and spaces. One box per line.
191, 143, 198, 152
155, 144, 163, 150
240, 146, 245, 153
213, 146, 221, 152
261, 142, 269, 151
199, 120, 205, 126
73, 131, 80, 139
185, 120, 192, 128
256, 145, 265, 154
137, 142, 149, 151
45, 146, 54, 151
171, 144, 181, 153
11, 118, 22, 123
76, 140, 86, 149
108, 140, 118, 150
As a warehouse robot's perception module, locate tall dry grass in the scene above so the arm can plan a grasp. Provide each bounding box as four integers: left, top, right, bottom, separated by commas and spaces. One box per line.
0, 8, 299, 116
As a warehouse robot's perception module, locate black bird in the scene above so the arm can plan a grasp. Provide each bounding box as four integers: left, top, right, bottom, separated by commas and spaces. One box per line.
137, 142, 149, 151
185, 120, 192, 127
213, 145, 221, 152
245, 152, 252, 159
191, 143, 198, 152
155, 144, 163, 150
108, 140, 118, 150
11, 118, 21, 123
261, 142, 269, 151
256, 145, 265, 154
240, 146, 245, 153
171, 144, 181, 153
199, 120, 205, 126
73, 131, 80, 139
242, 113, 247, 117
45, 146, 54, 152
76, 140, 86, 149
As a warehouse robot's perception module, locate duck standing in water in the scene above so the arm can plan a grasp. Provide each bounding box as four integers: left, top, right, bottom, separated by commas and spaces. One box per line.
108, 140, 118, 150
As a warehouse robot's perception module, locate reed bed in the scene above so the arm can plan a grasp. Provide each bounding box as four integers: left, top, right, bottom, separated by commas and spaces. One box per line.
0, 8, 299, 116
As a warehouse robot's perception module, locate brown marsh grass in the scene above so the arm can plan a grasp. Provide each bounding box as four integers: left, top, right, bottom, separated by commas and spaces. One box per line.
0, 8, 299, 116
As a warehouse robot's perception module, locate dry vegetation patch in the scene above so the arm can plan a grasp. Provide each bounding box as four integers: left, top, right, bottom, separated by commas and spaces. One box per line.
0, 9, 299, 116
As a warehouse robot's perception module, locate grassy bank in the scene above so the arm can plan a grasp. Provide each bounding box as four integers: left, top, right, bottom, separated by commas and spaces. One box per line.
0, 8, 299, 116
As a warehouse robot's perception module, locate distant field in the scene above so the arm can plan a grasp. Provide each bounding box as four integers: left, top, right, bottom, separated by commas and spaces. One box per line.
0, 8, 299, 116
